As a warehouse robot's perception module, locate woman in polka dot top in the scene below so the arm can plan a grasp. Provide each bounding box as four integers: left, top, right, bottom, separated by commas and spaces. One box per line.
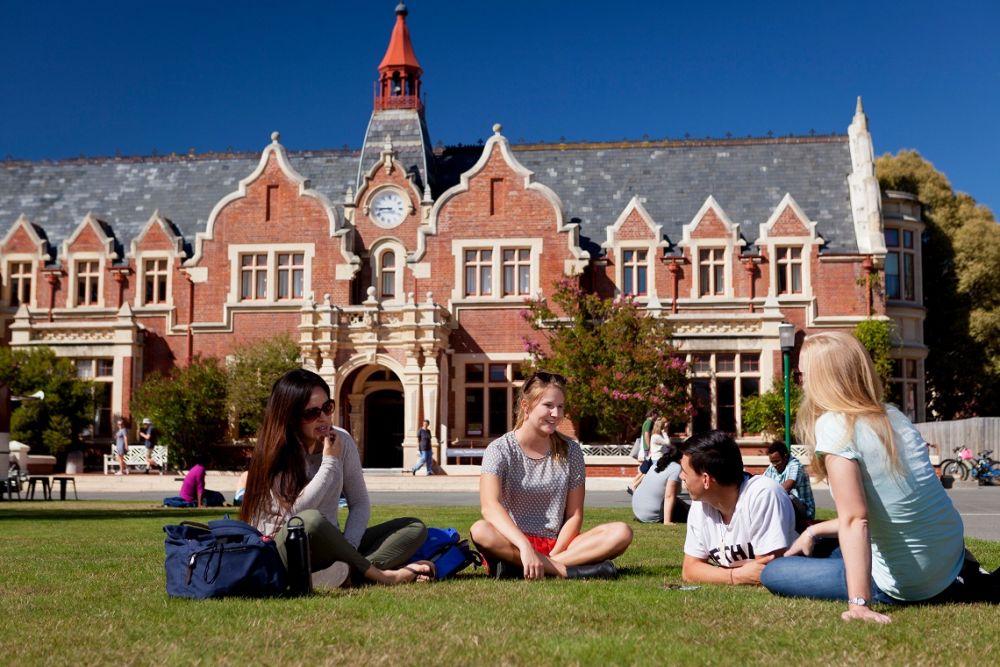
470, 371, 633, 580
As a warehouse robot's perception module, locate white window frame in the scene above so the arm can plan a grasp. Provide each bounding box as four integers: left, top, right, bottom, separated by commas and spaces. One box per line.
3, 256, 36, 308
619, 246, 651, 297
451, 238, 542, 303
688, 351, 761, 435
371, 240, 406, 304
136, 253, 173, 307
454, 355, 528, 440
696, 247, 728, 297
755, 194, 822, 301
69, 254, 105, 308
774, 246, 804, 295
227, 244, 314, 304
884, 226, 918, 303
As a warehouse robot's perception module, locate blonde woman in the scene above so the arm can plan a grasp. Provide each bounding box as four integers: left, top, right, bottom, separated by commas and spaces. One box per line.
470, 371, 633, 579
628, 417, 666, 495
761, 332, 998, 622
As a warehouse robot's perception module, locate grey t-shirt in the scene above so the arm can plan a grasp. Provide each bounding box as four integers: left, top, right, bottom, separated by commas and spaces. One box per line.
481, 431, 586, 539
631, 461, 682, 522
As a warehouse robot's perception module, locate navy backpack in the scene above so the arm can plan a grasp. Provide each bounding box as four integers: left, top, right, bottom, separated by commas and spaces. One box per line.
409, 527, 482, 580
164, 517, 286, 598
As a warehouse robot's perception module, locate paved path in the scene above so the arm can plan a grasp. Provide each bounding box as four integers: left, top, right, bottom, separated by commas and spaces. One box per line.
8, 471, 1000, 541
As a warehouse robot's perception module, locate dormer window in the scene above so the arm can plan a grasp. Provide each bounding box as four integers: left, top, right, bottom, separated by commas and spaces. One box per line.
775, 247, 803, 294
144, 258, 169, 304
622, 249, 648, 296
698, 248, 726, 296
8, 261, 32, 306
76, 260, 101, 306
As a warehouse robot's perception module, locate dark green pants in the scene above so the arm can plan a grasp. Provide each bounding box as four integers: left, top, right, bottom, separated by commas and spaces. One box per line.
274, 509, 426, 576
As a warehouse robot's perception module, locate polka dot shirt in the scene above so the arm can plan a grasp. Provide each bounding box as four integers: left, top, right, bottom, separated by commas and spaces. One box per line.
481, 431, 586, 539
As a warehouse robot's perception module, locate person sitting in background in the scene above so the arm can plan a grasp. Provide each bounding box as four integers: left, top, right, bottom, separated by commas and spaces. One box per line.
179, 459, 226, 507
628, 416, 665, 495
632, 443, 690, 524
762, 441, 815, 532
680, 430, 797, 586
233, 470, 249, 506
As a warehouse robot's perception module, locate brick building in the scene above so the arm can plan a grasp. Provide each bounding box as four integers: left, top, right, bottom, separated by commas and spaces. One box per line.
0, 3, 925, 469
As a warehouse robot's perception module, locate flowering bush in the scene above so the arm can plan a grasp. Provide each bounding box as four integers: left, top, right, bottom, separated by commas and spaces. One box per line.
522, 278, 690, 442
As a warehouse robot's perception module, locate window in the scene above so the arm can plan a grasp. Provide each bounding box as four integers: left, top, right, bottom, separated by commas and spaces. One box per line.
464, 249, 493, 297
884, 228, 916, 301
76, 359, 114, 438
887, 357, 920, 421
464, 362, 524, 437
622, 249, 648, 296
689, 352, 761, 434
775, 247, 803, 294
143, 258, 169, 304
698, 248, 725, 296
377, 251, 396, 299
76, 260, 100, 306
502, 249, 530, 296
240, 254, 267, 300
8, 261, 32, 306
277, 252, 305, 300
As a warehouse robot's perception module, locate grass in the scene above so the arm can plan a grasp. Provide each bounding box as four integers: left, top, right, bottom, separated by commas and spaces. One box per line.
1, 502, 998, 666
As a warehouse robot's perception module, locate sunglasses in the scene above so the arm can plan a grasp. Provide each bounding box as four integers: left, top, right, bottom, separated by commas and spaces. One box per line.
524, 371, 567, 390
301, 399, 335, 422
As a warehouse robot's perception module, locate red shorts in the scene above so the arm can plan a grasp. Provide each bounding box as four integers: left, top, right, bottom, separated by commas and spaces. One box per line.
526, 534, 558, 556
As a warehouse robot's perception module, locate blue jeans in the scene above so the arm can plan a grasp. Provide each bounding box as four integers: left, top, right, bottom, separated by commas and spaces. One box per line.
760, 548, 899, 605
411, 449, 433, 475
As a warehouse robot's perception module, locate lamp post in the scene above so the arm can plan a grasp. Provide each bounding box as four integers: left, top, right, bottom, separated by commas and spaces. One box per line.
778, 322, 796, 454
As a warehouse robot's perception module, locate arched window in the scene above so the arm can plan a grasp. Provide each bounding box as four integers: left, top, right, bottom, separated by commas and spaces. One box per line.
380, 251, 396, 298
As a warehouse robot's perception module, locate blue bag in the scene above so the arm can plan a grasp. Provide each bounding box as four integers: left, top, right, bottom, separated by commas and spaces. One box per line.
164, 517, 286, 598
409, 527, 482, 580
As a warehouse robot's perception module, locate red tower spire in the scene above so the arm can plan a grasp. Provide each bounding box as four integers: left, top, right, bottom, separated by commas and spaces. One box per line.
375, 2, 423, 112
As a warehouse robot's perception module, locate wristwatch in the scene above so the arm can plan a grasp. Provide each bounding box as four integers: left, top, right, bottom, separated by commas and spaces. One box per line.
848, 596, 869, 607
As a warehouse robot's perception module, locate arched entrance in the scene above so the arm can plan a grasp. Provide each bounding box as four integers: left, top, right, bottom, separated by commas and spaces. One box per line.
364, 389, 404, 468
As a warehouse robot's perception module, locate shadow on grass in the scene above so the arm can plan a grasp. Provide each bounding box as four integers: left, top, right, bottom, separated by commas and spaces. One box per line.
0, 508, 232, 522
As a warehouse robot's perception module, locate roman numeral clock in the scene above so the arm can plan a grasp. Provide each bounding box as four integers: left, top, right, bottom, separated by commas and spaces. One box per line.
368, 188, 408, 228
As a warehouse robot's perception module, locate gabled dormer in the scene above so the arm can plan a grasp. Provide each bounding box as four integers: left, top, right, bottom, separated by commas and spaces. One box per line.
61, 212, 119, 309
130, 211, 186, 308
0, 215, 51, 309
601, 196, 668, 303
676, 196, 745, 299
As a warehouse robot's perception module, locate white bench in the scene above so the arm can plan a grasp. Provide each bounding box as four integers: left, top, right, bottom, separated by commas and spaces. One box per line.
104, 445, 169, 474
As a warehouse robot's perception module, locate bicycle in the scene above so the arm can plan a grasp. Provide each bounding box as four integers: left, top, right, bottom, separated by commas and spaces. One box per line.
968, 450, 1000, 486
939, 446, 975, 481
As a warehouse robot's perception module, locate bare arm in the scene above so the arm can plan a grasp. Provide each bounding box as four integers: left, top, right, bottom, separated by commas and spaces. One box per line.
663, 479, 679, 525
681, 554, 776, 585
826, 455, 891, 624
780, 479, 796, 493
550, 484, 584, 557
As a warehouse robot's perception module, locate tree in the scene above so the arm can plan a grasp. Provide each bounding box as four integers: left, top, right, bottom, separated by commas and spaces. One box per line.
227, 334, 301, 437
0, 347, 93, 456
876, 150, 1000, 417
740, 378, 802, 443
130, 357, 228, 469
522, 278, 690, 443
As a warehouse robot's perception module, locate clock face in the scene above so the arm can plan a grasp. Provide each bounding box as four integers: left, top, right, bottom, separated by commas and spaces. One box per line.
369, 189, 408, 228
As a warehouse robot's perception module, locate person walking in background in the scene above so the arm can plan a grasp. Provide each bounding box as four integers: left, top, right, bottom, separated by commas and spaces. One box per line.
410, 419, 434, 475
761, 332, 1000, 623
470, 371, 633, 580
114, 418, 129, 475
138, 417, 158, 473
632, 443, 690, 524
240, 369, 434, 588
762, 441, 815, 532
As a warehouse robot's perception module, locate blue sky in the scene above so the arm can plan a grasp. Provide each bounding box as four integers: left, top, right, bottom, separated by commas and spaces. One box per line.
2, 0, 998, 213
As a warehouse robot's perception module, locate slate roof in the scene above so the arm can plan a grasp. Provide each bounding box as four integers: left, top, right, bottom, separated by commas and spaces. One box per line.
0, 134, 857, 263
356, 109, 435, 192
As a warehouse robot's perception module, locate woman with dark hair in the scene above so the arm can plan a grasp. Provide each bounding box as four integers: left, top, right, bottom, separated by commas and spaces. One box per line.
240, 368, 434, 588
631, 443, 689, 524
470, 371, 633, 580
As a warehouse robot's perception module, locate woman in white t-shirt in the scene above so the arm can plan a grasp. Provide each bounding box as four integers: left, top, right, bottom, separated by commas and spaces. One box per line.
470, 371, 633, 580
761, 332, 998, 623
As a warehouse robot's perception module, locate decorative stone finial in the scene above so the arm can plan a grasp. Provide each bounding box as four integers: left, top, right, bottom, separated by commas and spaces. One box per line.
855, 96, 864, 115
396, 2, 407, 16
492, 123, 502, 135
366, 286, 377, 298
271, 131, 280, 142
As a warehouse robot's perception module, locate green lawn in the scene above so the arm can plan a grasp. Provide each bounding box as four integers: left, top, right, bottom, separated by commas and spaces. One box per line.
1, 503, 997, 666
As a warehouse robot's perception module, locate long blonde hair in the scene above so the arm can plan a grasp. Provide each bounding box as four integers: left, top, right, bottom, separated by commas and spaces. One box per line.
514, 373, 570, 462
794, 331, 898, 480
652, 417, 666, 437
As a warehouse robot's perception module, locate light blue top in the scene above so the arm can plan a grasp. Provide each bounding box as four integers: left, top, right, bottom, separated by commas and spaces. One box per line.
632, 461, 682, 523
815, 405, 964, 600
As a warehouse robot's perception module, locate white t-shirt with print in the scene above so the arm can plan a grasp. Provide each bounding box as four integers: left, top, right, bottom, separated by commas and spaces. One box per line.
684, 475, 797, 566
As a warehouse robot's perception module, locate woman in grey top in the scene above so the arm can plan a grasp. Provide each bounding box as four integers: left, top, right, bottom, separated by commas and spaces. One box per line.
241, 369, 435, 588
470, 371, 633, 580
632, 444, 690, 524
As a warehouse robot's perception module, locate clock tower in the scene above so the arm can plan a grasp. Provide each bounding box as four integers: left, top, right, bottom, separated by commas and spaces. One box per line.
357, 2, 435, 194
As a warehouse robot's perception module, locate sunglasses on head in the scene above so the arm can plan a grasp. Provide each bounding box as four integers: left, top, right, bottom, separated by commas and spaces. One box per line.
524, 371, 567, 389
301, 399, 335, 422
